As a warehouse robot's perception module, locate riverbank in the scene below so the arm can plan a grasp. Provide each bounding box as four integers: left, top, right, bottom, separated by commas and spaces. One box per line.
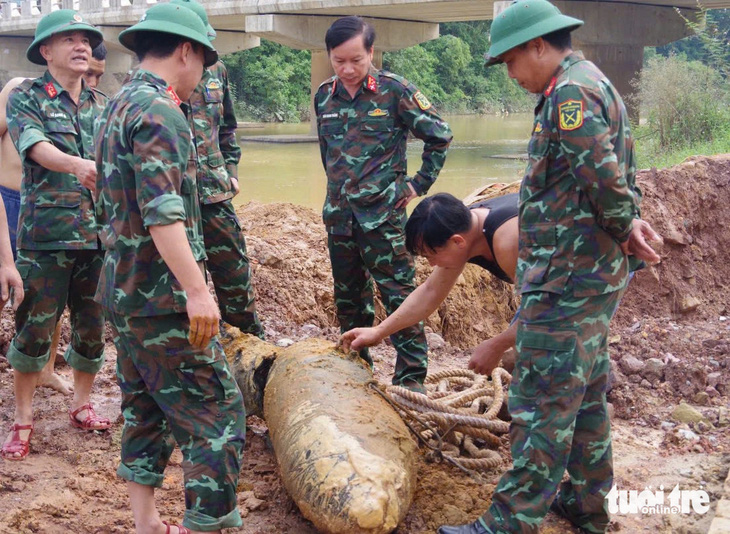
1, 155, 729, 533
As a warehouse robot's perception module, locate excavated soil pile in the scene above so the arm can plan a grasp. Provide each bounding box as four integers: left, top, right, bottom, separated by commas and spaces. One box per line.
0, 156, 728, 534
614, 155, 730, 324
239, 203, 518, 350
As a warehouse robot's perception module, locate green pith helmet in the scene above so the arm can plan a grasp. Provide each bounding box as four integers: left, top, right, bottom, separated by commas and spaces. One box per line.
118, 3, 218, 67
484, 0, 583, 66
170, 0, 217, 41
26, 10, 104, 66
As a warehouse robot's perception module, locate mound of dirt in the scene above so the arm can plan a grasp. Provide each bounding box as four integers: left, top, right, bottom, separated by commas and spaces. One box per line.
238, 202, 518, 349
615, 155, 730, 324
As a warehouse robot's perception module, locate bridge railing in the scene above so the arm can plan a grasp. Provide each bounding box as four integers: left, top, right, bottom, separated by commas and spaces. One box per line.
0, 0, 161, 20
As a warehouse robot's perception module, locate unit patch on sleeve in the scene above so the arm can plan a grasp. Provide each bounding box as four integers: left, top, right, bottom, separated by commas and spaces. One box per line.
533, 121, 543, 134
558, 99, 584, 131
413, 91, 431, 111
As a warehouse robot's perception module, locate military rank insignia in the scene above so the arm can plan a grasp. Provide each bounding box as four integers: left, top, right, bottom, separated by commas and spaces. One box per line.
166, 86, 182, 106
414, 91, 431, 110
44, 82, 57, 98
368, 108, 389, 117
533, 121, 543, 134
558, 99, 583, 131
206, 80, 220, 91
366, 76, 377, 92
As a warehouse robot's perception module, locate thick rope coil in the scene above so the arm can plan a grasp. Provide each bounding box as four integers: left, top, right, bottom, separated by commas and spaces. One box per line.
374, 367, 514, 474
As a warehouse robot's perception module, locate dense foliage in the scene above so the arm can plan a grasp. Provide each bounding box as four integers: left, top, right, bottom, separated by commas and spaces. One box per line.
634, 8, 730, 167
222, 21, 533, 122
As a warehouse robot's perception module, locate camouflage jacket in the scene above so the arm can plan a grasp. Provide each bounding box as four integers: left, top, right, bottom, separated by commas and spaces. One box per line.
186, 61, 241, 204
517, 52, 641, 298
94, 69, 206, 317
7, 70, 106, 250
315, 69, 452, 236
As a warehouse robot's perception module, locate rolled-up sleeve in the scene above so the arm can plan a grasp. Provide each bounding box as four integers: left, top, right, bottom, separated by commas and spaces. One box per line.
132, 104, 191, 228
7, 88, 50, 161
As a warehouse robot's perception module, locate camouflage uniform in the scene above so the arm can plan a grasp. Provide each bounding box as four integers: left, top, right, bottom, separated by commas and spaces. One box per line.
479, 52, 641, 534
95, 69, 245, 532
315, 69, 452, 389
5, 72, 106, 374
187, 61, 264, 338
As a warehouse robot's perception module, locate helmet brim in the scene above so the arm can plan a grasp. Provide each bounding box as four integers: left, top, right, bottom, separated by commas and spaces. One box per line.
27, 25, 104, 66
484, 15, 583, 67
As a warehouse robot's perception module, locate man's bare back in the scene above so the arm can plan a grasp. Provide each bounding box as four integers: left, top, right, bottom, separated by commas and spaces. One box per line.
0, 78, 27, 191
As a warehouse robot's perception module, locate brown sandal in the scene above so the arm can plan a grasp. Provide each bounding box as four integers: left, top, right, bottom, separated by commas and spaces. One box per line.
69, 403, 111, 431
162, 520, 191, 534
1, 423, 33, 461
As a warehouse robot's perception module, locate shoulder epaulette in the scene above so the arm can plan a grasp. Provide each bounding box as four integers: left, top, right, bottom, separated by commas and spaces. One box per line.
317, 75, 337, 90
90, 87, 108, 99
380, 71, 411, 88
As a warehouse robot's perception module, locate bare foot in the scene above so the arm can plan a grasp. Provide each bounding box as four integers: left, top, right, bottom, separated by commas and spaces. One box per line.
38, 372, 73, 395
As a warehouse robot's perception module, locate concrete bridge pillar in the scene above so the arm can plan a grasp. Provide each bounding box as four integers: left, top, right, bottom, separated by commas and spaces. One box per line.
246, 15, 437, 131
555, 1, 697, 121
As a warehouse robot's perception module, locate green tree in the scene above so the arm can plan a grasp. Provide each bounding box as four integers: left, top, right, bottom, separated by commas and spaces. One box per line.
633, 54, 729, 148
222, 41, 311, 122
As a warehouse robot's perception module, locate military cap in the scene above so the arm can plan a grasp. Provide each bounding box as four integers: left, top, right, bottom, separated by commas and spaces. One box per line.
119, 3, 218, 67
484, 0, 583, 66
27, 10, 104, 66
170, 0, 217, 41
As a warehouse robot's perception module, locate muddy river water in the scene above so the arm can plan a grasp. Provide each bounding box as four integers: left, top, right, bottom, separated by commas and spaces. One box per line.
234, 113, 533, 211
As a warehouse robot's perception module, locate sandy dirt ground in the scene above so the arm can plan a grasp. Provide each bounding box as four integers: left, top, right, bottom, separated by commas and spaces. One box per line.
1, 155, 729, 533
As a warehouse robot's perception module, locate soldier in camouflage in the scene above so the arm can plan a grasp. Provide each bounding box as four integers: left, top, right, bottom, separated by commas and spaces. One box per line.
438, 2, 662, 533
95, 4, 245, 532
2, 10, 110, 462
171, 0, 264, 339
315, 16, 452, 391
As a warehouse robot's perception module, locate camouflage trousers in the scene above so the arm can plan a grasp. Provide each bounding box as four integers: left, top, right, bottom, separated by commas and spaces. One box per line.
479, 284, 626, 534
108, 310, 246, 531
328, 215, 427, 389
202, 200, 264, 338
7, 249, 105, 374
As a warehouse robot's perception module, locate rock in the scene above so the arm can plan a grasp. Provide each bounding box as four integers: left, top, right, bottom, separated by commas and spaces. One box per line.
707, 372, 722, 388
241, 490, 268, 511
696, 421, 712, 433
677, 429, 700, 442
640, 379, 652, 389
300, 324, 320, 336
642, 357, 666, 381
628, 374, 642, 384
660, 421, 675, 431
718, 407, 729, 427
608, 360, 626, 391
608, 335, 621, 345
276, 338, 294, 348
664, 227, 690, 246
619, 355, 645, 375
671, 401, 707, 424
258, 250, 282, 267
693, 391, 710, 406
679, 295, 701, 313
607, 402, 615, 419
426, 332, 446, 351
706, 386, 720, 398
664, 352, 679, 364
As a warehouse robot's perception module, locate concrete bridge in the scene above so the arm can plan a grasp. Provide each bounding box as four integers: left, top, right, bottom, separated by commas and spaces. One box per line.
0, 0, 728, 114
